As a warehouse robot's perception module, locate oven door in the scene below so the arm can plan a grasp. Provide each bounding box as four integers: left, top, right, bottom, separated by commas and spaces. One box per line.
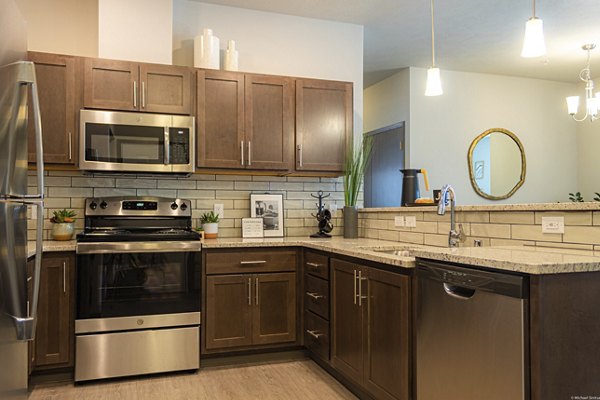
76, 241, 201, 322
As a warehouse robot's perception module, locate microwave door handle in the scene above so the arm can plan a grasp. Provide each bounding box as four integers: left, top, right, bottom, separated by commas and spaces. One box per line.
164, 127, 170, 165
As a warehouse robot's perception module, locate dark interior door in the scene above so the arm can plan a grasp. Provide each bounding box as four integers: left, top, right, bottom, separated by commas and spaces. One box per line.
364, 123, 405, 207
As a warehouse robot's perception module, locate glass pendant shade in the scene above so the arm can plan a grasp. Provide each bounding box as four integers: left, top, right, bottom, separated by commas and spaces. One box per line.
425, 67, 443, 96
521, 17, 546, 58
566, 96, 579, 115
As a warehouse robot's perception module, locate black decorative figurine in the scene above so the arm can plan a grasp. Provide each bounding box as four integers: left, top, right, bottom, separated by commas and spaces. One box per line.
310, 191, 333, 238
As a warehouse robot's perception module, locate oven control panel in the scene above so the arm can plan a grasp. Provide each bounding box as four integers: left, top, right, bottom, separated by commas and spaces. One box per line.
84, 197, 192, 217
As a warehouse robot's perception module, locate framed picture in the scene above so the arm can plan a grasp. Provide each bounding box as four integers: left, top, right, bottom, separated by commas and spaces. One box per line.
250, 193, 284, 237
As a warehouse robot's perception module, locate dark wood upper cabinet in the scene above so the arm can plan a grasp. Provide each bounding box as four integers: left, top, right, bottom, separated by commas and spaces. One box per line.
197, 70, 245, 169
84, 58, 192, 114
84, 58, 137, 111
253, 272, 296, 345
244, 74, 294, 171
139, 64, 192, 114
205, 274, 253, 350
295, 79, 352, 172
34, 252, 75, 369
197, 71, 293, 171
331, 258, 410, 400
27, 52, 77, 165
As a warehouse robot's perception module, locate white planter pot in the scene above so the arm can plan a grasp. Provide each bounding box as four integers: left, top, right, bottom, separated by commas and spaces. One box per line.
51, 222, 74, 241
202, 222, 219, 239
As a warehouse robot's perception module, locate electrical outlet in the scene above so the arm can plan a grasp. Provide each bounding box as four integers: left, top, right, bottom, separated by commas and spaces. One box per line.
394, 216, 405, 227
541, 216, 564, 234
405, 216, 417, 228
214, 203, 224, 218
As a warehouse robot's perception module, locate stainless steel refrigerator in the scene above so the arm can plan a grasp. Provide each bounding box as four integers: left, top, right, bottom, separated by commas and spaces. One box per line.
0, 0, 45, 399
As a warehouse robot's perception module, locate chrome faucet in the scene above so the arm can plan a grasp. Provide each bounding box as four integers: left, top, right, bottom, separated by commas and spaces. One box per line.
437, 184, 465, 248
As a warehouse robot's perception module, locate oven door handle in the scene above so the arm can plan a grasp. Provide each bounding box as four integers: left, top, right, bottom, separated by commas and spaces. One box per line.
77, 241, 202, 254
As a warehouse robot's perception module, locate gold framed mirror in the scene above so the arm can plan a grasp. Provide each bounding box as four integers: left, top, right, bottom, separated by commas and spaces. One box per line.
467, 128, 526, 200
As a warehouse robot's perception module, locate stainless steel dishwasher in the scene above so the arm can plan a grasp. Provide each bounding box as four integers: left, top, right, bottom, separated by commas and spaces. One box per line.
416, 259, 528, 400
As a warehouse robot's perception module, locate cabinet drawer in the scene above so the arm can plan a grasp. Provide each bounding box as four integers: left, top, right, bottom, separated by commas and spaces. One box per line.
305, 311, 330, 361
205, 249, 297, 275
305, 252, 329, 280
305, 274, 329, 320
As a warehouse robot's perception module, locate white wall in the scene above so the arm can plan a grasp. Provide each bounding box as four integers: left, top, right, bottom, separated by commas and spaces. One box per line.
16, 0, 98, 57
408, 67, 578, 204
98, 0, 173, 64
172, 0, 364, 139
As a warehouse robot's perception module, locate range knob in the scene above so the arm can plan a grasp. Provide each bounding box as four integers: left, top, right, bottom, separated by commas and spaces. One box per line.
89, 201, 98, 210
180, 203, 188, 211
170, 202, 179, 210
100, 201, 108, 209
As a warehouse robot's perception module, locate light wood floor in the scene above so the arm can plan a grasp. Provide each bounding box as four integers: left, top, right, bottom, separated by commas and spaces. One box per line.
28, 360, 357, 400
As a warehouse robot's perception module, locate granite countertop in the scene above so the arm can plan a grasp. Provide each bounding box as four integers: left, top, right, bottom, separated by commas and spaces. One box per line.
27, 240, 77, 258
28, 237, 600, 275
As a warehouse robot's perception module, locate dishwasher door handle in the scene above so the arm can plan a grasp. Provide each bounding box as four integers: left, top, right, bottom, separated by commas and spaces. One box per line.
443, 283, 476, 300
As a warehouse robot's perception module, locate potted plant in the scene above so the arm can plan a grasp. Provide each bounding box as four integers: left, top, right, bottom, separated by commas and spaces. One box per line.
200, 211, 220, 239
50, 209, 77, 241
343, 136, 373, 238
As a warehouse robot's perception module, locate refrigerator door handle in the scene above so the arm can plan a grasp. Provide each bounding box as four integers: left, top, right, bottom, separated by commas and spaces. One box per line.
22, 61, 45, 200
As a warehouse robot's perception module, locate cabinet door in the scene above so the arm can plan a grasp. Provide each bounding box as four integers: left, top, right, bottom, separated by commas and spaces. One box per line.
205, 274, 253, 349
244, 74, 293, 171
197, 70, 245, 169
34, 252, 74, 368
253, 272, 297, 345
140, 64, 192, 115
295, 79, 352, 172
331, 259, 364, 384
83, 58, 138, 111
27, 52, 77, 164
363, 268, 410, 400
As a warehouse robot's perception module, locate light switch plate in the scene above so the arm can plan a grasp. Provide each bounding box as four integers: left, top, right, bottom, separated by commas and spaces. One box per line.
214, 203, 224, 219
394, 216, 405, 227
541, 216, 564, 234
405, 216, 417, 228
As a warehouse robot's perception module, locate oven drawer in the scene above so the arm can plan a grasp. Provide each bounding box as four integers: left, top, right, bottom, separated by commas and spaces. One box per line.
75, 326, 199, 382
304, 251, 329, 280
305, 274, 329, 320
304, 311, 330, 361
205, 249, 297, 275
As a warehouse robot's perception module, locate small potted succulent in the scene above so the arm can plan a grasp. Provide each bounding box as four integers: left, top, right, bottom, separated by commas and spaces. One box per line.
50, 209, 77, 241
200, 211, 220, 239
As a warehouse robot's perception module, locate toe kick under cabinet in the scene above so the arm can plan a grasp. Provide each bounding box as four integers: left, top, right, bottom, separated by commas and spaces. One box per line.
202, 248, 299, 354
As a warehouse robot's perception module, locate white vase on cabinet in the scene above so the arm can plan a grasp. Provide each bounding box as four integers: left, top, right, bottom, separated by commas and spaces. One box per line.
194, 28, 220, 69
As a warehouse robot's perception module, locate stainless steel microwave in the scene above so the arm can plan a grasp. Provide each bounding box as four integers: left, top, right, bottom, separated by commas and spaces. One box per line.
79, 110, 195, 174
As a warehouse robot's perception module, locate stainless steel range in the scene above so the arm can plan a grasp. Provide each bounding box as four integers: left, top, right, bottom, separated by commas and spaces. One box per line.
75, 197, 201, 382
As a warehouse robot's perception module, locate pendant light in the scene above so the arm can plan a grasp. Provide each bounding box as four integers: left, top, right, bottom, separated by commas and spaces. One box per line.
425, 0, 443, 96
566, 44, 599, 122
521, 0, 546, 58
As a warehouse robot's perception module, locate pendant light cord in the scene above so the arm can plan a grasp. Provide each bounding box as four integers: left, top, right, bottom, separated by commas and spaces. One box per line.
532, 0, 536, 18
430, 0, 436, 67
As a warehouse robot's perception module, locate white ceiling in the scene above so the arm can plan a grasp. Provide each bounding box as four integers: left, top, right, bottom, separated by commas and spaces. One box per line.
192, 0, 600, 87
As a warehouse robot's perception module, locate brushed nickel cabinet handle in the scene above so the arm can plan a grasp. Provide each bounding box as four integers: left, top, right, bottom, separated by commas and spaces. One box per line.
306, 262, 322, 269
133, 80, 138, 108
297, 144, 303, 167
306, 292, 324, 300
306, 329, 323, 339
240, 260, 267, 265
27, 301, 30, 318
248, 278, 252, 305
353, 269, 357, 305
255, 277, 259, 305
68, 132, 72, 161
358, 270, 368, 307
248, 141, 252, 166
142, 81, 146, 109
63, 261, 66, 294
241, 140, 245, 166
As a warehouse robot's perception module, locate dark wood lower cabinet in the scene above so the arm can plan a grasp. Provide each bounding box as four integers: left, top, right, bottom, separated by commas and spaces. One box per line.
204, 272, 297, 351
331, 258, 410, 400
33, 252, 75, 370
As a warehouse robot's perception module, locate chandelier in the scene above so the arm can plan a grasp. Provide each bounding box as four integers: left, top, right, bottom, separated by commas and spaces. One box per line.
566, 44, 599, 122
